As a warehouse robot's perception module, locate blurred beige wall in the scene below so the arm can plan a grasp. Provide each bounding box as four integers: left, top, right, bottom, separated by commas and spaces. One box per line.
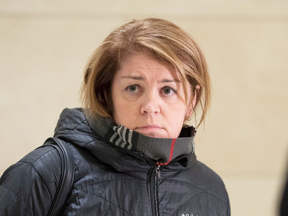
1, 1, 288, 215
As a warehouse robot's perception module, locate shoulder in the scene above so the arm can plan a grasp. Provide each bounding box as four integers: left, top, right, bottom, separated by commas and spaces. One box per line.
187, 160, 230, 203
193, 160, 225, 185
186, 160, 230, 214
22, 144, 62, 182
0, 144, 63, 215
1, 144, 62, 187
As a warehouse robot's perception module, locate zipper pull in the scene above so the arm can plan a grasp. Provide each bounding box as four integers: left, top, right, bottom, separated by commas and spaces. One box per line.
154, 165, 161, 181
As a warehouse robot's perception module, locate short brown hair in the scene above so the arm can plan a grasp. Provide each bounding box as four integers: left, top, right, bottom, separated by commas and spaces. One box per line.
81, 18, 211, 127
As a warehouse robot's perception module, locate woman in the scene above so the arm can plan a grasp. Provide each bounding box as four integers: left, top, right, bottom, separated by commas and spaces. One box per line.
0, 18, 230, 215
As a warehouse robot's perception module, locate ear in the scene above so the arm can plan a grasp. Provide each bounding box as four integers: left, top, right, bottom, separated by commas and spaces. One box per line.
186, 85, 200, 117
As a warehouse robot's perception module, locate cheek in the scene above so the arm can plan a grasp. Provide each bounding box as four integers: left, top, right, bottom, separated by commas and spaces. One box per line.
112, 98, 138, 125
165, 104, 187, 128
168, 100, 188, 115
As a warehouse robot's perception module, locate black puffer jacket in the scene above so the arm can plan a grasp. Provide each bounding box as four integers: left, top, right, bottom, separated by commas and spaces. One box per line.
0, 108, 230, 216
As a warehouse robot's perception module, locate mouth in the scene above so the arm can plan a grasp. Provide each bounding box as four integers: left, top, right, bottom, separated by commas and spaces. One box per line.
134, 125, 163, 136
135, 125, 162, 130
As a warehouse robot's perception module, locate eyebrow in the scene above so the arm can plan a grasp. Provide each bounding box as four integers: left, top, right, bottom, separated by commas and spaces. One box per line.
160, 78, 181, 83
121, 76, 144, 80
121, 76, 180, 83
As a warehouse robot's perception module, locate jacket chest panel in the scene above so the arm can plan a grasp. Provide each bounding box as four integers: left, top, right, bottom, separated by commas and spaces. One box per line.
158, 180, 228, 216
65, 173, 153, 216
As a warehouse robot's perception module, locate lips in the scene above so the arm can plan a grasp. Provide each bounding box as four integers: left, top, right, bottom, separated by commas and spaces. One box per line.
134, 125, 163, 134
135, 125, 162, 130
134, 125, 165, 138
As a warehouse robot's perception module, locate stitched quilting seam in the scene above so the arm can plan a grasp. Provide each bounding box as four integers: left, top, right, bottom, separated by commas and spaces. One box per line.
78, 187, 133, 216
170, 186, 227, 216
163, 178, 226, 202
76, 177, 144, 190
0, 182, 33, 211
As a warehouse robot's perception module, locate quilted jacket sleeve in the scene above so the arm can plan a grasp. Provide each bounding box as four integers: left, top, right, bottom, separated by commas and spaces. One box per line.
0, 146, 61, 216
227, 191, 231, 216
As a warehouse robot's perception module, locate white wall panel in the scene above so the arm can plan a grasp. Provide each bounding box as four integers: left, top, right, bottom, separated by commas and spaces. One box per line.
1, 1, 288, 215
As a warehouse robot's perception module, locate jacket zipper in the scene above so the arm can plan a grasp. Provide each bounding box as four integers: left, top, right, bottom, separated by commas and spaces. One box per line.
149, 164, 161, 216
155, 164, 161, 181
140, 153, 161, 216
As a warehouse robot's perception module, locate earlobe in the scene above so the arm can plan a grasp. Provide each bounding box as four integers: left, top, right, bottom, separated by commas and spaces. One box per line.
185, 108, 193, 118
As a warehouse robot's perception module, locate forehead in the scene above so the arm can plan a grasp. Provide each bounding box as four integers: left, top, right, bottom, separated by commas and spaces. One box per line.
116, 52, 180, 81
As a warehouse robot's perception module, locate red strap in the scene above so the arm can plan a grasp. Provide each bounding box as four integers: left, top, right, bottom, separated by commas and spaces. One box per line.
156, 138, 176, 166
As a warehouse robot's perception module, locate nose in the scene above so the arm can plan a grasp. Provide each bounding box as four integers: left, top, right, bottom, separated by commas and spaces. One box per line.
140, 91, 160, 115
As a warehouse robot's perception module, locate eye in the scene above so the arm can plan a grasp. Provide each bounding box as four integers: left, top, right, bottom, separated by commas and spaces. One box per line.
126, 84, 140, 93
162, 86, 177, 95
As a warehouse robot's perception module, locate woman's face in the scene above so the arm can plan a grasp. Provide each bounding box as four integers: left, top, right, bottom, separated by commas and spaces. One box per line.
111, 52, 193, 138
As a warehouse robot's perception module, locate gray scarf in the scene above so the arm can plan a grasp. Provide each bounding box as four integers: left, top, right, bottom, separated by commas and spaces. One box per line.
87, 113, 196, 165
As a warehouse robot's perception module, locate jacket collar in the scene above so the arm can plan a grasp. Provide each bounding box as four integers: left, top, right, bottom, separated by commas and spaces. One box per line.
86, 110, 196, 166
54, 108, 197, 171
